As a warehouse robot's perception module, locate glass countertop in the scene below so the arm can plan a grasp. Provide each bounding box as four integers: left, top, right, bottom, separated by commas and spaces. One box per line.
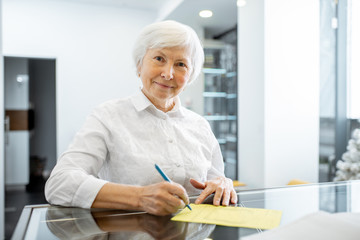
13, 180, 360, 239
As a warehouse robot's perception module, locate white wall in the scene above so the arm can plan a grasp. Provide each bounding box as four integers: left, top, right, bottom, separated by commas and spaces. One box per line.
3, 0, 158, 168
0, 0, 4, 236
238, 0, 319, 188
238, 0, 265, 188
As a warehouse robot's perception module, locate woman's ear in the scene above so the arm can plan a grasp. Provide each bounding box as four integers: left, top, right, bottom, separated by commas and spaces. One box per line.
137, 66, 141, 77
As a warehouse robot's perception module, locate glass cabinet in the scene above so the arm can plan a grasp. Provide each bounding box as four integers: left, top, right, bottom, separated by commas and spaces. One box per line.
203, 43, 238, 179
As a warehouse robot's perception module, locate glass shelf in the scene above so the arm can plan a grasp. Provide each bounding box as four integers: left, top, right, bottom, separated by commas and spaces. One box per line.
202, 68, 237, 78
226, 72, 237, 78
217, 136, 237, 145
217, 138, 227, 144
203, 92, 237, 99
227, 93, 237, 99
203, 115, 237, 121
203, 92, 227, 97
226, 136, 237, 142
203, 68, 227, 74
225, 158, 237, 164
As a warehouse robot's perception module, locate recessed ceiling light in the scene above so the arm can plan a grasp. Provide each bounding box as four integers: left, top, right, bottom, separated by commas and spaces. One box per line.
237, 0, 247, 7
199, 10, 213, 18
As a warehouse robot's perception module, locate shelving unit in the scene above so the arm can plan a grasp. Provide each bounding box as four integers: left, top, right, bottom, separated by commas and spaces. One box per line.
203, 42, 238, 179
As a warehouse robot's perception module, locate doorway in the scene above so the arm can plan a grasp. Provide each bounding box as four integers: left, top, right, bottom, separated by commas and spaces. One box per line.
4, 56, 56, 239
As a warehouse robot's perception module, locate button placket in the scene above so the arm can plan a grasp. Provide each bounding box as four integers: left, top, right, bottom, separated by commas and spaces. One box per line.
164, 119, 186, 183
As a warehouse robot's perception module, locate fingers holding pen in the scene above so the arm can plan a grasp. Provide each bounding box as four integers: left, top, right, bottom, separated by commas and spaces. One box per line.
167, 182, 190, 206
154, 164, 191, 211
139, 182, 189, 216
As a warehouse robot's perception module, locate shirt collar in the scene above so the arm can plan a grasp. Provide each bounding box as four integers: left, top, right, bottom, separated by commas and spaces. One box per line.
131, 89, 185, 118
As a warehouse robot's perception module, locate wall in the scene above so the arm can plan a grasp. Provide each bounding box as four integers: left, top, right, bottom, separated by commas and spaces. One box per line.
238, 0, 265, 187
0, 0, 4, 236
3, 0, 157, 170
238, 0, 320, 188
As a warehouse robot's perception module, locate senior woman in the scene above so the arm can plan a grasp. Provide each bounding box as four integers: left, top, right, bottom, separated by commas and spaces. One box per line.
45, 20, 237, 216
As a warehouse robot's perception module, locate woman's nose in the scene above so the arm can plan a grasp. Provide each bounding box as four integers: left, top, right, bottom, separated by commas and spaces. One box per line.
160, 64, 174, 80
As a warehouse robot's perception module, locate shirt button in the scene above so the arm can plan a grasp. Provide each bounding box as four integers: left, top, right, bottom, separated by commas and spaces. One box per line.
176, 163, 181, 167
169, 139, 173, 143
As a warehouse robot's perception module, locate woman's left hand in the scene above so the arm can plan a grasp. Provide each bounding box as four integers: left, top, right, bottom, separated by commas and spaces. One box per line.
190, 177, 237, 206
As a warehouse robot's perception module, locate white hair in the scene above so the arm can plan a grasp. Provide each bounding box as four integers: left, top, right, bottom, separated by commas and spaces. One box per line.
132, 20, 204, 85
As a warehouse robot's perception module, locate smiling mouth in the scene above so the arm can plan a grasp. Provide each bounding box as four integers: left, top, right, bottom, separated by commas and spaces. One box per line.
153, 81, 174, 88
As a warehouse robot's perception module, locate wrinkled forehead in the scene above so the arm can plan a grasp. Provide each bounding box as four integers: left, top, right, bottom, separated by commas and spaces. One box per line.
150, 41, 194, 54
150, 46, 191, 57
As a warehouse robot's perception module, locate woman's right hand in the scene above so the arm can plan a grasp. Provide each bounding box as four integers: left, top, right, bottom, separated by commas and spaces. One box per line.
138, 182, 189, 216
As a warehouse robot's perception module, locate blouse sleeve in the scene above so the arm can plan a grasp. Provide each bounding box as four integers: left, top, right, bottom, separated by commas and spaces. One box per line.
45, 110, 110, 208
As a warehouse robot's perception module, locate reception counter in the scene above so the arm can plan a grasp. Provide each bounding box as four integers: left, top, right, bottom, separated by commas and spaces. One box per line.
13, 180, 360, 239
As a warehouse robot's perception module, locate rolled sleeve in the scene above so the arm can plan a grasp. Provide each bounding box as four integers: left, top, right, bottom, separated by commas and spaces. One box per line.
45, 109, 111, 208
72, 176, 108, 208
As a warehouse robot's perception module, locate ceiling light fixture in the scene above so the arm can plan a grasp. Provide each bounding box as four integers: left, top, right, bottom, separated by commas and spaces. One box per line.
199, 10, 213, 18
237, 0, 247, 7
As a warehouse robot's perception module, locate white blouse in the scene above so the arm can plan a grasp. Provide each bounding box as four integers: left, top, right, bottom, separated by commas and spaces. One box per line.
45, 90, 224, 208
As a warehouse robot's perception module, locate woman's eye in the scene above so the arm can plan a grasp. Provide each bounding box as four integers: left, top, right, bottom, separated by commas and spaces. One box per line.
177, 62, 186, 67
155, 56, 163, 61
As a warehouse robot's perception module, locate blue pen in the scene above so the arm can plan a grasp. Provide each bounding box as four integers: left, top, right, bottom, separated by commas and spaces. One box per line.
155, 164, 192, 211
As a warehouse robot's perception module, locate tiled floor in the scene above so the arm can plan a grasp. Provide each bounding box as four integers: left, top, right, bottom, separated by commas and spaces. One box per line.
5, 187, 48, 239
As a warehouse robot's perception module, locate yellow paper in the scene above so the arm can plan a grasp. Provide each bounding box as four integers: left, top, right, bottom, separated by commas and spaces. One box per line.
171, 204, 282, 230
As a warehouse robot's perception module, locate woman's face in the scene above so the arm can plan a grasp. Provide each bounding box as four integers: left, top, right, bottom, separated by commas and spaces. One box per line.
138, 46, 192, 107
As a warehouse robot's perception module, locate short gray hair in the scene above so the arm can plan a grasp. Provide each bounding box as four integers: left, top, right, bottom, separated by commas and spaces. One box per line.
132, 20, 204, 85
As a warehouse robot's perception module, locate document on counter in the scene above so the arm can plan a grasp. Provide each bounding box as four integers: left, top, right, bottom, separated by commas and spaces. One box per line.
171, 204, 282, 229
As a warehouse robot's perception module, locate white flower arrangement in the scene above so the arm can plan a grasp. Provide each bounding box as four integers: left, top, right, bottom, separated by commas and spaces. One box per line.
334, 129, 360, 181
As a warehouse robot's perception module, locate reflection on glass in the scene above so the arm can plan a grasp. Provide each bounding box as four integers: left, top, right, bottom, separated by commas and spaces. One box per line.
45, 207, 215, 240
20, 181, 360, 239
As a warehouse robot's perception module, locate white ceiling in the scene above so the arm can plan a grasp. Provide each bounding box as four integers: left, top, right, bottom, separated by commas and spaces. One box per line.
68, 0, 168, 11
165, 0, 238, 38
66, 0, 237, 38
